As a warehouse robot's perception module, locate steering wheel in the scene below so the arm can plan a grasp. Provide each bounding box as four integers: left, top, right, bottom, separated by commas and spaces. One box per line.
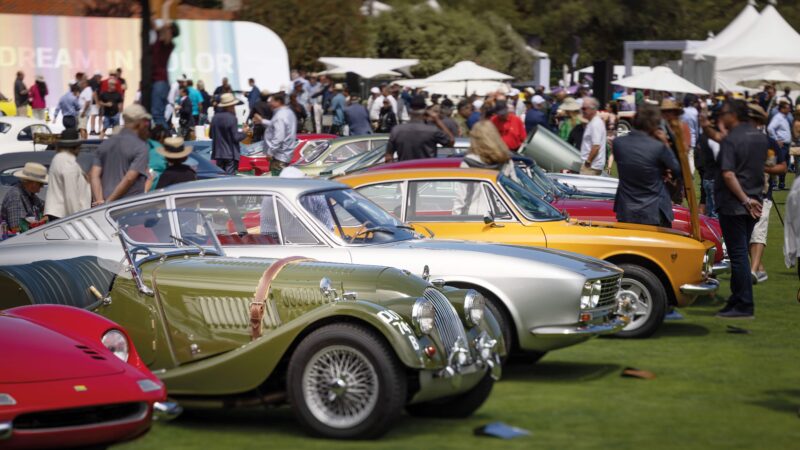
348, 221, 373, 244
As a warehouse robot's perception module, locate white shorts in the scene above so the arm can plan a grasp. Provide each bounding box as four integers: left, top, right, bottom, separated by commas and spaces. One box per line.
78, 115, 88, 130
750, 198, 772, 245
89, 104, 99, 115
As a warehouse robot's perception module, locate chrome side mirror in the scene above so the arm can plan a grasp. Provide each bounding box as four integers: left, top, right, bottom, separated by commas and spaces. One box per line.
483, 212, 504, 228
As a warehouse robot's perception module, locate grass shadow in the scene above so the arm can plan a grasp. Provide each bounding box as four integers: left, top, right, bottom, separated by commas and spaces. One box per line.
502, 361, 621, 383
749, 389, 800, 414
650, 322, 710, 338
170, 407, 308, 438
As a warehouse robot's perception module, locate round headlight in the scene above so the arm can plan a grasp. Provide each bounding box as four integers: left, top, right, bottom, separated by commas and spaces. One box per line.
102, 329, 129, 362
412, 298, 436, 335
463, 290, 485, 326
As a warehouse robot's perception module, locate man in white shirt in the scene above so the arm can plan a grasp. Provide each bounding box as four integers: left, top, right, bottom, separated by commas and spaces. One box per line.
77, 80, 94, 139
44, 129, 90, 220
580, 97, 606, 175
368, 85, 397, 123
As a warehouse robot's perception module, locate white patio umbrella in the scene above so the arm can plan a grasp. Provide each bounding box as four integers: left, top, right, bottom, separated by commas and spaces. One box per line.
738, 69, 800, 90
613, 66, 709, 95
425, 61, 513, 95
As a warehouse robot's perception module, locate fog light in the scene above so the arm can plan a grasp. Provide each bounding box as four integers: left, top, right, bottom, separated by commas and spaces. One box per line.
424, 346, 436, 358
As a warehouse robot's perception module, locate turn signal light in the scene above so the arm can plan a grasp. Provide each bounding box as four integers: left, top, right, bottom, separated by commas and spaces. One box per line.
579, 313, 592, 324
424, 346, 436, 358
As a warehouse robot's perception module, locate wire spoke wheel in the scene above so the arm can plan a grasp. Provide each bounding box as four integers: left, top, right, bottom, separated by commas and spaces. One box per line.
302, 345, 379, 430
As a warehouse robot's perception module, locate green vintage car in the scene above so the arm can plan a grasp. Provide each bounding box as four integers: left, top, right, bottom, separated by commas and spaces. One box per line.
0, 208, 503, 439
293, 134, 389, 177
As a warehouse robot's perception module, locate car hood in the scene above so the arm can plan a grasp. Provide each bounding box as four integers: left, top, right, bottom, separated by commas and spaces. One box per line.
372, 239, 621, 278
0, 315, 123, 383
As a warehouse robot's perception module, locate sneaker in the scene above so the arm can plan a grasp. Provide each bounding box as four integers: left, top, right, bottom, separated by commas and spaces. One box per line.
751, 272, 758, 284
716, 308, 754, 319
755, 271, 768, 283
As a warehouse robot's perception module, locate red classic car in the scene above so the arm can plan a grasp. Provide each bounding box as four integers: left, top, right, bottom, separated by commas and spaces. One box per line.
363, 157, 726, 267
0, 305, 180, 449
238, 134, 336, 175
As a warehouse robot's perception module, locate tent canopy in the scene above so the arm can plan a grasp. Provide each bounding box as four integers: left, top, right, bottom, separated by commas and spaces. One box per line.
317, 57, 419, 79
738, 69, 800, 90
425, 61, 513, 82
685, 2, 759, 59
614, 66, 709, 95
396, 78, 508, 97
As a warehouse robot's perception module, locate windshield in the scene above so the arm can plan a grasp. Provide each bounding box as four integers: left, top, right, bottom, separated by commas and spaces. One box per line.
300, 189, 417, 245
498, 175, 564, 221
323, 144, 386, 176
514, 166, 554, 202
526, 162, 564, 196
296, 140, 332, 165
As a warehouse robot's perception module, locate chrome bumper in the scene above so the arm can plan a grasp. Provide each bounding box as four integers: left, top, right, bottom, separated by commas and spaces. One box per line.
0, 420, 11, 440
153, 401, 182, 421
530, 317, 628, 336
712, 259, 731, 275
680, 278, 720, 295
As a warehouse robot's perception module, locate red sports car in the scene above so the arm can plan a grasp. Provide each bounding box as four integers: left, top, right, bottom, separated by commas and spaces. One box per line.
0, 305, 180, 449
363, 157, 726, 266
238, 133, 336, 175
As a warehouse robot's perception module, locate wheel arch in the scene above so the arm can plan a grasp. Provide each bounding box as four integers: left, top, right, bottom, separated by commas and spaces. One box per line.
605, 254, 677, 306
444, 280, 520, 352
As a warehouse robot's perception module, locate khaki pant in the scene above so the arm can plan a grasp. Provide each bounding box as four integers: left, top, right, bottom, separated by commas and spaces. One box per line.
579, 165, 602, 176
16, 105, 27, 117
32, 108, 46, 121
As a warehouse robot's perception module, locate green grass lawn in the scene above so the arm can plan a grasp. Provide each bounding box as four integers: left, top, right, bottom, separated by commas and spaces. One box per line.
118, 178, 800, 450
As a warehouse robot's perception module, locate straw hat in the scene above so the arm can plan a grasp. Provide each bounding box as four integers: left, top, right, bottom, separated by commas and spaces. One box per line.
660, 98, 683, 112
122, 104, 152, 122
157, 137, 193, 159
14, 162, 48, 184
218, 93, 242, 108
559, 97, 580, 112
259, 88, 271, 97
333, 83, 344, 91
747, 103, 768, 123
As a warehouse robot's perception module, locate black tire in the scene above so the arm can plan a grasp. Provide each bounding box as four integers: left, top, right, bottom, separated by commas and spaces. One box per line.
484, 296, 514, 356
614, 263, 668, 339
286, 323, 407, 439
405, 372, 494, 418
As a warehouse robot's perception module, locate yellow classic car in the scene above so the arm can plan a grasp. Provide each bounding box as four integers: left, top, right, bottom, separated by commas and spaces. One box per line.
339, 168, 719, 338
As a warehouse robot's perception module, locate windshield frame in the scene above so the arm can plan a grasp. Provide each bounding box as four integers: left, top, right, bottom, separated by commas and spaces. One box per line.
297, 187, 419, 247
497, 174, 566, 222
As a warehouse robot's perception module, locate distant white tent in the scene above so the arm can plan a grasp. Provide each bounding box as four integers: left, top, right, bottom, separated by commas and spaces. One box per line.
576, 65, 652, 81
614, 66, 709, 95
317, 57, 419, 79
396, 79, 508, 97
686, 5, 800, 91
426, 61, 513, 83
739, 69, 800, 90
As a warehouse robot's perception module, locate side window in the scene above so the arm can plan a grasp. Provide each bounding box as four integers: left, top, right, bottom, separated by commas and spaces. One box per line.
407, 180, 491, 222
175, 195, 280, 246
17, 126, 33, 141
357, 182, 403, 219
484, 185, 512, 220
276, 201, 320, 245
324, 141, 369, 164
110, 200, 172, 244
369, 139, 389, 150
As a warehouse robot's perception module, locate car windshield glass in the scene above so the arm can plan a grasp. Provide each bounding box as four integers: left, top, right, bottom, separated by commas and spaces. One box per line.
300, 188, 416, 245
498, 175, 564, 221
324, 144, 386, 176
514, 166, 552, 200
526, 162, 563, 195
296, 140, 332, 165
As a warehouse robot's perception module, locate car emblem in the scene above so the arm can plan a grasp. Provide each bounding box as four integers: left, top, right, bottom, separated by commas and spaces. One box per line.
73, 385, 88, 392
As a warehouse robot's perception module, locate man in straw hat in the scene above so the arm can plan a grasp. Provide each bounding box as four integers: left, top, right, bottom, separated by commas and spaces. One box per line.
210, 92, 249, 175
1, 162, 47, 233
90, 104, 152, 206
45, 129, 90, 221
154, 137, 197, 189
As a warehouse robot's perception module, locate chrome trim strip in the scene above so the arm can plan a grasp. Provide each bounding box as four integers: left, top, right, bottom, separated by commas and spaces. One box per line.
530, 317, 628, 336
680, 278, 720, 295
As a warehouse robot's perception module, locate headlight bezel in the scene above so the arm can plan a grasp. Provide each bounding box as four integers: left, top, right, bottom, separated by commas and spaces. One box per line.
101, 329, 130, 362
580, 280, 603, 309
411, 297, 436, 335
463, 289, 486, 326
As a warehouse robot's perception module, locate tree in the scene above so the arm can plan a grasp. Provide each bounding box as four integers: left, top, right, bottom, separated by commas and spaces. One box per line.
242, 0, 373, 70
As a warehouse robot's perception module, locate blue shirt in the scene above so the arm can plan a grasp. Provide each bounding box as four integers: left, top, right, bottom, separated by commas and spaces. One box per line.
466, 111, 481, 129
345, 104, 372, 135
524, 108, 548, 134
248, 86, 260, 107
55, 92, 80, 118
767, 112, 791, 144
187, 87, 203, 116
331, 93, 346, 126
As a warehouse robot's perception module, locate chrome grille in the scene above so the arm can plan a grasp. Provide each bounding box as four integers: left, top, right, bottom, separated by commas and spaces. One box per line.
423, 288, 469, 357
597, 276, 621, 308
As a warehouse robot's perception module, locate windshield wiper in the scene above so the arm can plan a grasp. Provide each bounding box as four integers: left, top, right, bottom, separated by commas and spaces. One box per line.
349, 226, 395, 243
170, 234, 208, 256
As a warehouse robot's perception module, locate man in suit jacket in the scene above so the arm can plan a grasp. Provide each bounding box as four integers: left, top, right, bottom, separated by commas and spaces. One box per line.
612, 105, 682, 227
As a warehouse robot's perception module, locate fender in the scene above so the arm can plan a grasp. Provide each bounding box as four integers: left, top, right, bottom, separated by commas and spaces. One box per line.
158, 300, 429, 396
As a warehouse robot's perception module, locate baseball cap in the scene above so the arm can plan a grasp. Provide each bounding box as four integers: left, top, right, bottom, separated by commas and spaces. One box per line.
122, 104, 152, 122
370, 87, 381, 94
532, 95, 545, 105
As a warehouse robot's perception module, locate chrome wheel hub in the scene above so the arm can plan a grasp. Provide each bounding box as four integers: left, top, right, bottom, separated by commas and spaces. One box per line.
620, 278, 651, 331
302, 345, 379, 429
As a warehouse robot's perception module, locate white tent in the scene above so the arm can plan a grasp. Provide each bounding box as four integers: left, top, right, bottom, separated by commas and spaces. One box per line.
681, 2, 759, 90
317, 57, 419, 79
686, 5, 800, 92
613, 66, 709, 95
739, 69, 800, 90
396, 79, 508, 97
426, 61, 513, 83
576, 65, 652, 81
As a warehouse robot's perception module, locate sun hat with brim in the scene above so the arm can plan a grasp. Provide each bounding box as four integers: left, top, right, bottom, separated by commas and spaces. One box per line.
660, 99, 683, 112
333, 83, 344, 91
57, 129, 81, 149
157, 137, 193, 159
14, 162, 48, 184
122, 104, 152, 122
747, 103, 768, 123
218, 93, 243, 108
559, 97, 581, 112
260, 88, 271, 97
